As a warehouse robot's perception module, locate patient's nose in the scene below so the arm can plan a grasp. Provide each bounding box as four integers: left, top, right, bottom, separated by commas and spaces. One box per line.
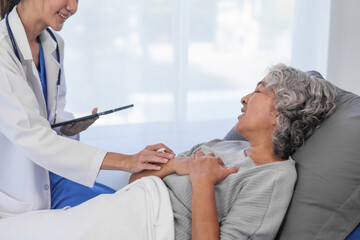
241, 94, 249, 105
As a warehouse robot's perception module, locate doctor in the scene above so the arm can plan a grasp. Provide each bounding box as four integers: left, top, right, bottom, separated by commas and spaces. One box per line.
0, 0, 174, 218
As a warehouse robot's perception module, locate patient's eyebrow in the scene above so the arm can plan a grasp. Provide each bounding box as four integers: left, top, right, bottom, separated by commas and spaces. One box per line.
256, 81, 265, 87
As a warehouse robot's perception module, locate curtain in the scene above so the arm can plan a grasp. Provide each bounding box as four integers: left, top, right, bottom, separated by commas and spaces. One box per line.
61, 0, 294, 188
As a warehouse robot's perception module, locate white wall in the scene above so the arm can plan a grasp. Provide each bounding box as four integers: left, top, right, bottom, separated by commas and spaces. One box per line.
290, 0, 331, 77
291, 0, 360, 96
327, 0, 360, 95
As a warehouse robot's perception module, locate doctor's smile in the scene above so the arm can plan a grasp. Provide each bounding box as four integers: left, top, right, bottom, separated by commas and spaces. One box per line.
57, 12, 71, 21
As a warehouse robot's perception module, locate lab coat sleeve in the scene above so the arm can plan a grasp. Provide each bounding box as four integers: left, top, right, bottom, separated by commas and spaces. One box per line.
0, 59, 106, 187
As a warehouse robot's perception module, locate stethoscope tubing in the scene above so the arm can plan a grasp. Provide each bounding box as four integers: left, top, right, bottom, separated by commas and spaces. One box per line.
5, 14, 20, 60
5, 13, 61, 124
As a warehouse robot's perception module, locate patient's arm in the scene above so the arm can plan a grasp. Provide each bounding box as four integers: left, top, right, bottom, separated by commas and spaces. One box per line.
190, 152, 238, 240
129, 156, 190, 183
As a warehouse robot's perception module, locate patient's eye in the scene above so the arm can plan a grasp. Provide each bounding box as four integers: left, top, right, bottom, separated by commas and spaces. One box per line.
254, 89, 261, 94
254, 84, 266, 93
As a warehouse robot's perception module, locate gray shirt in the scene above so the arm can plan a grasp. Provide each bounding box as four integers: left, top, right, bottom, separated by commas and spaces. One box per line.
163, 139, 297, 240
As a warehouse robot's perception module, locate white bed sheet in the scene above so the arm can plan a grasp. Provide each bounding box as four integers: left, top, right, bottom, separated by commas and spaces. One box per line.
0, 176, 174, 240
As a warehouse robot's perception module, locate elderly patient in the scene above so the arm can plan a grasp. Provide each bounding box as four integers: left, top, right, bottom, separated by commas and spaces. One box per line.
130, 64, 338, 240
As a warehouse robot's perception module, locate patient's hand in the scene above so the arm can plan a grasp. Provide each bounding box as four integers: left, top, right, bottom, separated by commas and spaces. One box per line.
189, 152, 238, 186
128, 156, 191, 183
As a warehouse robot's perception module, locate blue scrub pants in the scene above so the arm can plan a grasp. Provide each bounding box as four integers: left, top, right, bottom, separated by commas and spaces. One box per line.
347, 223, 360, 240
50, 172, 115, 209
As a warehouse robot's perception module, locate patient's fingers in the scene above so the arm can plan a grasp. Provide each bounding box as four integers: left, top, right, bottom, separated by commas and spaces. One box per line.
207, 153, 215, 157
189, 151, 237, 185
194, 152, 216, 160
195, 151, 205, 158
218, 158, 225, 167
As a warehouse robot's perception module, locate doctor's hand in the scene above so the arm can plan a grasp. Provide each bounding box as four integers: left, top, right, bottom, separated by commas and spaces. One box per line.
101, 144, 175, 174
128, 143, 175, 173
60, 108, 99, 136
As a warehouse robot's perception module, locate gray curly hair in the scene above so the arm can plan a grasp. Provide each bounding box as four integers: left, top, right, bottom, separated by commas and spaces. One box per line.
264, 64, 337, 159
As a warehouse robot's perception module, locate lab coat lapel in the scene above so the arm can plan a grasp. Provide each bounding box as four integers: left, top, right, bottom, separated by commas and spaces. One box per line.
8, 7, 48, 118
40, 30, 60, 120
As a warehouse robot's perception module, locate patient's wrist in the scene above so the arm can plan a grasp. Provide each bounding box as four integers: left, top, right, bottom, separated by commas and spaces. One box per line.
172, 156, 190, 175
165, 159, 176, 173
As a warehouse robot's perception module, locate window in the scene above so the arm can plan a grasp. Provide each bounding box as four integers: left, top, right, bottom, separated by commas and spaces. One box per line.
61, 0, 295, 188
62, 0, 294, 125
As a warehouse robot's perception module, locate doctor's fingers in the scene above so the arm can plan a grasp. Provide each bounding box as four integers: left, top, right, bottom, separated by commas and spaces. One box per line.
59, 117, 98, 136
82, 116, 99, 128
128, 160, 161, 173
65, 117, 98, 133
140, 162, 163, 171
76, 116, 99, 129
137, 151, 172, 164
60, 123, 78, 136
145, 143, 175, 155
130, 154, 171, 172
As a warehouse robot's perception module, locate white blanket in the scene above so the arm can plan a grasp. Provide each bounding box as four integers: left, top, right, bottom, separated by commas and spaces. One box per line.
0, 176, 174, 240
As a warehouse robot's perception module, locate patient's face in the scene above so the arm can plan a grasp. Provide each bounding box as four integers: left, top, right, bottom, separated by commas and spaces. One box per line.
235, 81, 278, 137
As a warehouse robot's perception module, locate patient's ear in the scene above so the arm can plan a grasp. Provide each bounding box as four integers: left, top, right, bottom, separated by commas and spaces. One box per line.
270, 110, 279, 125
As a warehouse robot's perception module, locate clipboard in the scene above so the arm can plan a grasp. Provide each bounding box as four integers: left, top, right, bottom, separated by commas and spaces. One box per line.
51, 104, 134, 128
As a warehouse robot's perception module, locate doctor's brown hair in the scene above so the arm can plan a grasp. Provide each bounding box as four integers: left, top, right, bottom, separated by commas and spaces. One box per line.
0, 0, 20, 19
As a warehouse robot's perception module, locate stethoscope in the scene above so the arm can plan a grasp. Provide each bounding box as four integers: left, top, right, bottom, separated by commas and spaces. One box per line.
5, 13, 61, 124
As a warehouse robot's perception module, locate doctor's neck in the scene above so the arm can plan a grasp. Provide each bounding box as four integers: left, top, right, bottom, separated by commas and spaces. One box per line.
17, 3, 47, 44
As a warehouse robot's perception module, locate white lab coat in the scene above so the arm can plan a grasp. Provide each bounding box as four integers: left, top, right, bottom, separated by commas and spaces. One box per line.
0, 7, 106, 218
